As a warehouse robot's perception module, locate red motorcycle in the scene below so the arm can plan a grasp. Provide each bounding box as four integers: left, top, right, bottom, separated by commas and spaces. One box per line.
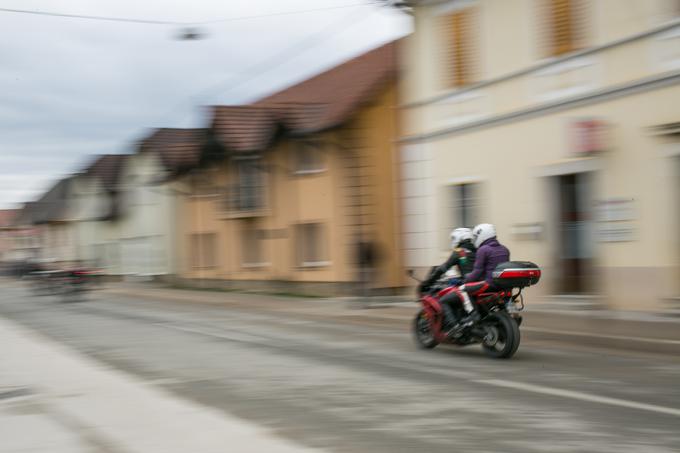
410, 262, 541, 359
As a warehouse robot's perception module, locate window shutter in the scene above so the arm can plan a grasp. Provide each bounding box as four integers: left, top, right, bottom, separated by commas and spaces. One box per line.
571, 0, 590, 51
552, 0, 573, 56
439, 6, 477, 89
538, 0, 590, 58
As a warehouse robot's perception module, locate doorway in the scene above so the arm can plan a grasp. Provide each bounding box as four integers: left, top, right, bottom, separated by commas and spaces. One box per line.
556, 172, 593, 293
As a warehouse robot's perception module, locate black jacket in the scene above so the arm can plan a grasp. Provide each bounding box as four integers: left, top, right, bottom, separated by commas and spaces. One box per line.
422, 240, 476, 288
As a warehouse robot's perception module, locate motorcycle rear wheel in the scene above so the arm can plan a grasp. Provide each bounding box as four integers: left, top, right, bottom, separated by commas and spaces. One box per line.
481, 312, 520, 359
413, 309, 439, 349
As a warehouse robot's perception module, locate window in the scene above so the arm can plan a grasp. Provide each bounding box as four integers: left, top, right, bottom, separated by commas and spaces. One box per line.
439, 6, 478, 89
294, 141, 325, 174
449, 182, 480, 228
443, 182, 481, 249
538, 0, 589, 58
228, 158, 266, 212
238, 160, 263, 210
295, 223, 329, 267
189, 233, 217, 269
241, 222, 265, 267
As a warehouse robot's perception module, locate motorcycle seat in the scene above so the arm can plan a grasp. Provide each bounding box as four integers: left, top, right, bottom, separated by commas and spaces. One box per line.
464, 281, 489, 295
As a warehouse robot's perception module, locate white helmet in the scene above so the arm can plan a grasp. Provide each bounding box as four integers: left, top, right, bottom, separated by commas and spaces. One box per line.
472, 223, 496, 248
450, 227, 474, 248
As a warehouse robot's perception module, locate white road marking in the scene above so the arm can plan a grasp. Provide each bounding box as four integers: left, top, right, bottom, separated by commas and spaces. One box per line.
523, 327, 680, 345
161, 323, 274, 346
160, 320, 680, 417
477, 379, 680, 417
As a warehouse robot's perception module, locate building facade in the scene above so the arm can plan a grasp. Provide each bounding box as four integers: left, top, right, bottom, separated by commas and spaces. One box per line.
115, 150, 177, 277
28, 177, 79, 266
0, 210, 19, 264
399, 0, 680, 310
70, 154, 128, 273
177, 42, 404, 295
0, 208, 42, 274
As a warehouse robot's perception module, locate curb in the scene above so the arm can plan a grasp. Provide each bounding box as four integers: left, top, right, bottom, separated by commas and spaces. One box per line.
101, 285, 680, 356
521, 327, 680, 356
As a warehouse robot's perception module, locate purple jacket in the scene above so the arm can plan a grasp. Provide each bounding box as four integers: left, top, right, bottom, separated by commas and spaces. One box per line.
464, 238, 510, 284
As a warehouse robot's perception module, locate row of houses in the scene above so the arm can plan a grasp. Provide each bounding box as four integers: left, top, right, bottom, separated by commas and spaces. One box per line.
6, 0, 680, 311
8, 42, 403, 295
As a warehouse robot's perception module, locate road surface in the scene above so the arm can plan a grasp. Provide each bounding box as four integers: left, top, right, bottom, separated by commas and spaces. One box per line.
1, 281, 679, 453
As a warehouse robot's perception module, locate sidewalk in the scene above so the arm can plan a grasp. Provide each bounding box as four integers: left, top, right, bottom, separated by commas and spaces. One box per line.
0, 315, 324, 453
102, 283, 680, 356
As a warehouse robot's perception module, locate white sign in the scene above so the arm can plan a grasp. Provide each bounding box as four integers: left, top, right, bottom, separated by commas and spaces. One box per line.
511, 223, 543, 241
598, 222, 635, 242
596, 198, 635, 242
596, 198, 635, 222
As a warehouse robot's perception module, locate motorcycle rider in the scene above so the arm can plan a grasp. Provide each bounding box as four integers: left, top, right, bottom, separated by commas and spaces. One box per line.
418, 228, 477, 330
456, 223, 511, 327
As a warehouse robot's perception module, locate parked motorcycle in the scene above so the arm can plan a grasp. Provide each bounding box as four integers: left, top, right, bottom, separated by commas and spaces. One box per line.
410, 262, 541, 359
27, 267, 98, 301
27, 270, 61, 296
60, 268, 99, 302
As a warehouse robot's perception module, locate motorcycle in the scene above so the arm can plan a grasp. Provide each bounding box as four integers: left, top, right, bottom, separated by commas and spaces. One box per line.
409, 261, 541, 359
27, 269, 61, 296
60, 268, 99, 302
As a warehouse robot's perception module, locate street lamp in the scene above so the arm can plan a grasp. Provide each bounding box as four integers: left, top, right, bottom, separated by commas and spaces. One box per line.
175, 27, 207, 41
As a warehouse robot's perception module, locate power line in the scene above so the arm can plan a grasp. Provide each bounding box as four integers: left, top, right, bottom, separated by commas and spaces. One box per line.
0, 6, 172, 25
195, 7, 377, 103
158, 4, 381, 126
0, 2, 380, 26
201, 1, 380, 24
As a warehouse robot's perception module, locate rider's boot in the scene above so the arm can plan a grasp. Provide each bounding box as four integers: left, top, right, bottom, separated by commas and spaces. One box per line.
456, 287, 480, 328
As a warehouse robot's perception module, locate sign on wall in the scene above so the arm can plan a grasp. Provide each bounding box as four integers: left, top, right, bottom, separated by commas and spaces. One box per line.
511, 223, 544, 241
595, 198, 635, 242
570, 118, 611, 155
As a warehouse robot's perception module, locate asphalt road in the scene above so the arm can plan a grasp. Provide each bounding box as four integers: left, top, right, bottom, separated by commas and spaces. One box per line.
1, 281, 679, 453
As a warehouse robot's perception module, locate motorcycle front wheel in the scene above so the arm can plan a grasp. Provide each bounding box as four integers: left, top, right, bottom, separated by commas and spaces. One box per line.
413, 309, 439, 349
481, 311, 520, 359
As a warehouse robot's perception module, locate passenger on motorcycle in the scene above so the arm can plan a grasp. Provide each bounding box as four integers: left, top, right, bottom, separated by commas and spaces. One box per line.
455, 223, 511, 327
418, 228, 477, 330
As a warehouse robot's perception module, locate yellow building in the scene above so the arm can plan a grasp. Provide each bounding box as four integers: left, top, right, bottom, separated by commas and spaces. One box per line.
176, 42, 404, 295
398, 0, 680, 310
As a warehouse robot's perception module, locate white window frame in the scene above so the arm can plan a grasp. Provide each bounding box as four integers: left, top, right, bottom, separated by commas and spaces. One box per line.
292, 140, 327, 175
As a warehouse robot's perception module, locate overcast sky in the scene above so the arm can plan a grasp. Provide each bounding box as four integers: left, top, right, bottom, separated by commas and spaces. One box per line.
0, 0, 411, 209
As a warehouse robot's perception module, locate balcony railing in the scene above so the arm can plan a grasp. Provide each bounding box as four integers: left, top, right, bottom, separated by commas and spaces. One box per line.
221, 184, 268, 218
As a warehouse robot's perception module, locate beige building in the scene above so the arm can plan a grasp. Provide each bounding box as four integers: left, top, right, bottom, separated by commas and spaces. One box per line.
176, 42, 404, 295
398, 0, 680, 310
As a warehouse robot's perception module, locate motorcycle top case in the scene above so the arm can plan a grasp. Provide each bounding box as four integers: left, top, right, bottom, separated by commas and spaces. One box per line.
492, 261, 541, 288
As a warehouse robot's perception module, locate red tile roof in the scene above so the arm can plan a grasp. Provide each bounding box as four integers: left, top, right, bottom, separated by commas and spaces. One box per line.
29, 177, 74, 224
83, 154, 128, 193
77, 154, 130, 220
138, 128, 207, 171
211, 41, 398, 152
